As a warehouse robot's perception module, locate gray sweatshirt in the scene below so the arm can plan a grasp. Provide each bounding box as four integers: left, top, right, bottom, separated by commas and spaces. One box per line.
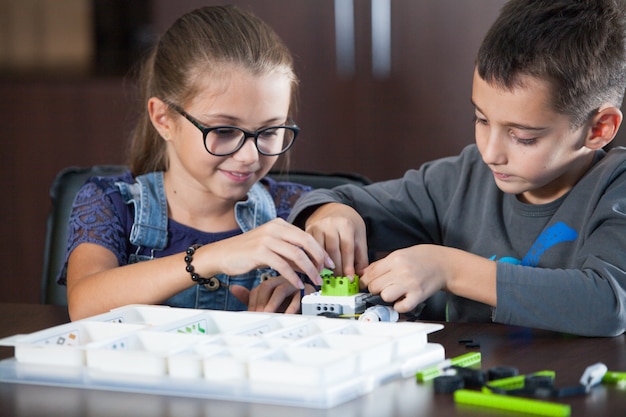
289, 145, 626, 336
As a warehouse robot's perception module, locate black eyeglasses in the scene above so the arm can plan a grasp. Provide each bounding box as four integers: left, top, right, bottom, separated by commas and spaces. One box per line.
167, 103, 299, 157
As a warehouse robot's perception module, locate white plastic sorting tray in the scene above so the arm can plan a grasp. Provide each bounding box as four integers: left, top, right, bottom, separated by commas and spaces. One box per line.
0, 304, 445, 408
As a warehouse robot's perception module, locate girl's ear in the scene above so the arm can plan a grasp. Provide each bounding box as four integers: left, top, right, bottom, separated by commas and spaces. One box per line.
148, 97, 174, 141
585, 106, 623, 150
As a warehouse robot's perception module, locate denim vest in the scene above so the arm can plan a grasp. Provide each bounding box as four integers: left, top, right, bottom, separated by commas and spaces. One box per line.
116, 172, 277, 310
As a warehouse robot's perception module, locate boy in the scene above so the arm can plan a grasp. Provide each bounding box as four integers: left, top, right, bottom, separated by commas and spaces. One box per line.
289, 0, 626, 336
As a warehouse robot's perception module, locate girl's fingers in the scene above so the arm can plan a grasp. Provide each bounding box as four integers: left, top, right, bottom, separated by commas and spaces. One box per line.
284, 292, 301, 314
229, 284, 250, 306
261, 221, 330, 285
265, 283, 299, 313
248, 277, 286, 311
291, 232, 333, 273
247, 277, 300, 313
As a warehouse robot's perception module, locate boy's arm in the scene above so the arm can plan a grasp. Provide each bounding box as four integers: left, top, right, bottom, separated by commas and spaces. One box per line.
494, 260, 626, 337
288, 188, 349, 227
288, 177, 441, 278
289, 169, 445, 253
443, 247, 498, 306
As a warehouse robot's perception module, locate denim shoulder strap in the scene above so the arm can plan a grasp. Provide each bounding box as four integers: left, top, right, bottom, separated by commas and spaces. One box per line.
115, 171, 168, 250
234, 182, 276, 232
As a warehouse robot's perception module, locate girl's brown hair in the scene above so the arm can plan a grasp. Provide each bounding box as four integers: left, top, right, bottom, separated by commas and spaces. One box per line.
128, 5, 298, 175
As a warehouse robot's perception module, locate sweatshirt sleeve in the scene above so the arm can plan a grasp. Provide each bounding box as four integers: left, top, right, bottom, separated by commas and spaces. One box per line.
289, 173, 444, 253
289, 147, 478, 252
495, 259, 626, 336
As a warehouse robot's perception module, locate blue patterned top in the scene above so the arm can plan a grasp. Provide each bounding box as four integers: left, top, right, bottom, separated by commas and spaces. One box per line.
57, 170, 312, 285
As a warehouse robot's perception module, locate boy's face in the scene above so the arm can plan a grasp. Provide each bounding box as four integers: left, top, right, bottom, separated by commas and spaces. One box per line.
471, 69, 593, 204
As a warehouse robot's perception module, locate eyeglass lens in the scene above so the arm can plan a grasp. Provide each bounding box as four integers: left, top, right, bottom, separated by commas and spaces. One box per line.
206, 127, 295, 156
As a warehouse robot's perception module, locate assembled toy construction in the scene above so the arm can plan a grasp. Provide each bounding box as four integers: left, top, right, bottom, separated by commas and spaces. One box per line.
301, 269, 399, 322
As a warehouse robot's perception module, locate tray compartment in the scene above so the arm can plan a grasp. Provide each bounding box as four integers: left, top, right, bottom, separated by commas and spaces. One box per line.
7, 321, 144, 367
86, 304, 205, 327
248, 346, 358, 387
86, 330, 207, 377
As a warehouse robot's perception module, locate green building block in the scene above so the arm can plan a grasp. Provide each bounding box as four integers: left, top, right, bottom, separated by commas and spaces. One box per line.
483, 370, 555, 392
603, 371, 626, 384
454, 390, 571, 417
320, 269, 360, 296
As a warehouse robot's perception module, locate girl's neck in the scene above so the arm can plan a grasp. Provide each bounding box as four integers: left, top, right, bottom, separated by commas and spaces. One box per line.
163, 173, 239, 233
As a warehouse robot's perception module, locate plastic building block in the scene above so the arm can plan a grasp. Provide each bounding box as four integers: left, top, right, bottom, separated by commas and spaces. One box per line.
454, 389, 571, 417
301, 292, 369, 316
301, 270, 365, 316
579, 362, 607, 392
358, 305, 399, 322
433, 374, 464, 393
484, 370, 555, 392
452, 366, 487, 388
487, 366, 519, 380
320, 273, 360, 296
416, 352, 482, 382
602, 371, 626, 384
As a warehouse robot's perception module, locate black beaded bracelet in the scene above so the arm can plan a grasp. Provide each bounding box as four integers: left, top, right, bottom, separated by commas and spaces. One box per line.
184, 244, 214, 286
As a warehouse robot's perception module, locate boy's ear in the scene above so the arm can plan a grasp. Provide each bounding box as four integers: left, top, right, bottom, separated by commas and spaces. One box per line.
585, 106, 623, 150
148, 97, 173, 141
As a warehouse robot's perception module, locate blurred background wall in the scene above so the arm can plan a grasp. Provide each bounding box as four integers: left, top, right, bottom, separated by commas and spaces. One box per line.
1, 0, 623, 303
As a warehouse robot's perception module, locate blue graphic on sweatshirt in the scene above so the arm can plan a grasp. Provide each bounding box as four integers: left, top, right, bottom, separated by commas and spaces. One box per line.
489, 222, 578, 266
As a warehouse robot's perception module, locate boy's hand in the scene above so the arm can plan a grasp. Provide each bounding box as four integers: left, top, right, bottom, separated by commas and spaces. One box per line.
304, 203, 369, 278
360, 244, 497, 312
360, 245, 448, 312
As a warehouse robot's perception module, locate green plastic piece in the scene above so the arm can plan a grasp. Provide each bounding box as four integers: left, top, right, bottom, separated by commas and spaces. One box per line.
416, 352, 482, 382
454, 389, 571, 417
320, 270, 360, 296
321, 268, 334, 277
450, 352, 482, 367
602, 371, 626, 384
483, 370, 555, 392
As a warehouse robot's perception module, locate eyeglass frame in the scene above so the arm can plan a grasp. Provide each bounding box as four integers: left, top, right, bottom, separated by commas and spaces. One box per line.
166, 102, 299, 157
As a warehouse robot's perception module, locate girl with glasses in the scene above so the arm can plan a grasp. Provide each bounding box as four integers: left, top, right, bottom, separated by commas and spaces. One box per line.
59, 5, 332, 320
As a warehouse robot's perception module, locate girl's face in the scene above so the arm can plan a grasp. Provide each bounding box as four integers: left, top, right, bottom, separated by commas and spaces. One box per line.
165, 68, 292, 203
471, 69, 594, 204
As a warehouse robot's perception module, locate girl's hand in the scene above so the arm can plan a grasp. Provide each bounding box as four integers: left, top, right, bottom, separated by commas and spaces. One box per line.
304, 203, 369, 278
199, 218, 334, 289
230, 277, 316, 313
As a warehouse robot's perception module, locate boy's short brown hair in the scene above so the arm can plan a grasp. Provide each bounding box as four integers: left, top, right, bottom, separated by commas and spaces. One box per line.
477, 0, 626, 128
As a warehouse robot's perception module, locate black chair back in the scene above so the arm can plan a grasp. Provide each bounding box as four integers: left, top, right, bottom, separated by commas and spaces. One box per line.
41, 165, 128, 305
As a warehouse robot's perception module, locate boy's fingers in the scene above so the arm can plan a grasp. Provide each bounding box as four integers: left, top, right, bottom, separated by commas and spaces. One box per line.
355, 249, 369, 276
